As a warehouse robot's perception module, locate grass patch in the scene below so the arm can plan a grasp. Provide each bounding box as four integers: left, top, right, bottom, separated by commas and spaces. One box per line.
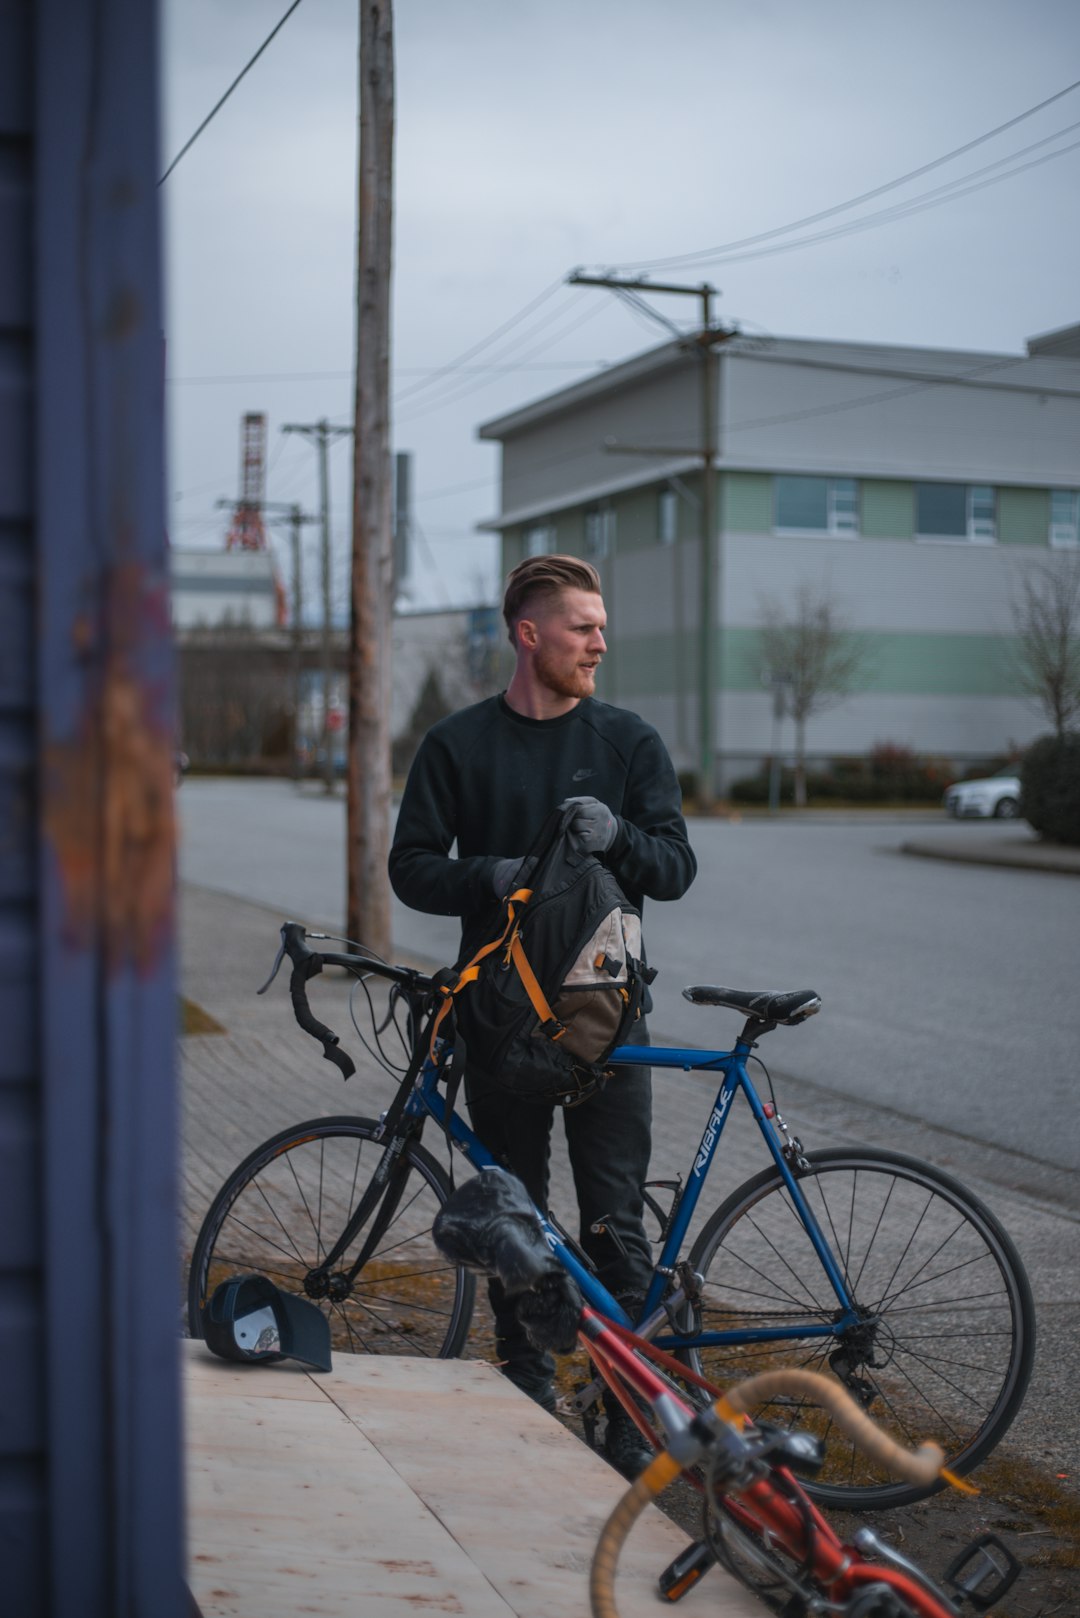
971, 1453, 1080, 1570
180, 997, 226, 1037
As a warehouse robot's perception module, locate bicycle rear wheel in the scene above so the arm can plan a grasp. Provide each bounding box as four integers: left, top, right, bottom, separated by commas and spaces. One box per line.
187, 1116, 475, 1358
685, 1147, 1035, 1509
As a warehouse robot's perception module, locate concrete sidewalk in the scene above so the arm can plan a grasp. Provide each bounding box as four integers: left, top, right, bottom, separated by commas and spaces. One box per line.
180, 880, 1080, 1486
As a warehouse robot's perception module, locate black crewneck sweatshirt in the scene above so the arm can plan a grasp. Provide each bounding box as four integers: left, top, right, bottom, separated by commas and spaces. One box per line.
390, 695, 696, 948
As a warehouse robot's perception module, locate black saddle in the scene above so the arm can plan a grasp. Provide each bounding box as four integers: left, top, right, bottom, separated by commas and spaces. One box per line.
683, 986, 821, 1026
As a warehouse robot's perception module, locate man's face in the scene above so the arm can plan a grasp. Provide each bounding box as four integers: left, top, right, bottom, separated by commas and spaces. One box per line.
526, 588, 607, 700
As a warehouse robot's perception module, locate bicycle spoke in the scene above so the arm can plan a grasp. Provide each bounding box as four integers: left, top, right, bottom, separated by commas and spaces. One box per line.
190, 1121, 474, 1362
846, 1170, 898, 1296
685, 1148, 1033, 1508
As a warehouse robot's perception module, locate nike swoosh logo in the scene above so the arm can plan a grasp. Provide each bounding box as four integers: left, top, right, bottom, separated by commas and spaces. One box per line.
572, 768, 595, 782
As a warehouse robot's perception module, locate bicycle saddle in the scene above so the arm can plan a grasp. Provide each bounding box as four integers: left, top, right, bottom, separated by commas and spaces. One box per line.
432, 1170, 582, 1354
683, 986, 821, 1025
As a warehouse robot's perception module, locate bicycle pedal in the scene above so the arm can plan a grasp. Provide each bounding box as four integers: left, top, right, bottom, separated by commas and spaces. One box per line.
572, 1381, 603, 1448
941, 1532, 1022, 1611
657, 1539, 714, 1602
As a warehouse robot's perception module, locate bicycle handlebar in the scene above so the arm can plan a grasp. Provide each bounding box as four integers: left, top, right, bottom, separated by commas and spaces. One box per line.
589, 1367, 949, 1618
258, 921, 437, 1083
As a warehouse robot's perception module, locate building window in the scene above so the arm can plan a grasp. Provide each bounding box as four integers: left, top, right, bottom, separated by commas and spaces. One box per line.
584, 505, 614, 560
1050, 489, 1079, 548
525, 522, 554, 557
915, 483, 996, 543
774, 476, 858, 536
658, 487, 677, 546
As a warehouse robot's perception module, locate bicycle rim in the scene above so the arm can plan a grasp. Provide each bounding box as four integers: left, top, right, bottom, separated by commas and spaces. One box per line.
686, 1147, 1035, 1509
187, 1116, 475, 1358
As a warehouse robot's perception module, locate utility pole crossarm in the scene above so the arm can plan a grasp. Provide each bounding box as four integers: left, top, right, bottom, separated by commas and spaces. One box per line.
569, 270, 716, 302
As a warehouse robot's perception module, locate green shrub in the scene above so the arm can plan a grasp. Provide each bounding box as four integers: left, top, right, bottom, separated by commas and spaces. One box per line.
728, 746, 952, 807
677, 769, 700, 809
1019, 734, 1080, 845
729, 768, 794, 805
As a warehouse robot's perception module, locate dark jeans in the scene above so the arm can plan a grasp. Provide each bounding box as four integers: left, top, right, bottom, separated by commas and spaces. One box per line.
465, 1027, 652, 1389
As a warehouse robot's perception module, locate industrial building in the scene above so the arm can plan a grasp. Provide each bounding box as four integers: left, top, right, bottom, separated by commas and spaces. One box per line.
478, 320, 1080, 791
169, 546, 281, 631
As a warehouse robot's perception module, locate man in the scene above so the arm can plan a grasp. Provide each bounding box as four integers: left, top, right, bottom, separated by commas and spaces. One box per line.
389, 554, 696, 1475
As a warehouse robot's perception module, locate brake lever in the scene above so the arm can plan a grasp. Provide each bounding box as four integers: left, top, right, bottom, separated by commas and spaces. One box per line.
256, 927, 291, 996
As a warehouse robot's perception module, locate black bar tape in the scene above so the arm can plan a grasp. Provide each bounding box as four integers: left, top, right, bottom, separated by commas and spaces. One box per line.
288, 954, 357, 1080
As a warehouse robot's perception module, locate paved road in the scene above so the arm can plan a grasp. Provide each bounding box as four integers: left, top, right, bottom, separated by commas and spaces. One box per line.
178, 777, 1080, 1183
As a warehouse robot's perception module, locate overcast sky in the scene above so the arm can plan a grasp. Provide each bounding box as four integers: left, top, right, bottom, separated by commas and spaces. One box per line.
161, 0, 1080, 613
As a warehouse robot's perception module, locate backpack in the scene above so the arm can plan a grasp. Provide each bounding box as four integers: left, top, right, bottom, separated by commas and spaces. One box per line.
430, 804, 652, 1106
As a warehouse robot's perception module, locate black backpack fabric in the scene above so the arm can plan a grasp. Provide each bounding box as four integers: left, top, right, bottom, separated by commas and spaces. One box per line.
431, 805, 651, 1106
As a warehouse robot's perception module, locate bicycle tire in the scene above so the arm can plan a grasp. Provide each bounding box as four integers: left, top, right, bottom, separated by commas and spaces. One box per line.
684, 1147, 1035, 1509
187, 1116, 475, 1359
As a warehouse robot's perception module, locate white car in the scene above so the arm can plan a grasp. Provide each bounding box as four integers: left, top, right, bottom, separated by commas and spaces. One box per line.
942, 771, 1022, 819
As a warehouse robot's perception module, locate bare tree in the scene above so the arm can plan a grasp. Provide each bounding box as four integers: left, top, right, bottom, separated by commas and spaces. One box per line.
758, 582, 868, 807
1011, 551, 1080, 740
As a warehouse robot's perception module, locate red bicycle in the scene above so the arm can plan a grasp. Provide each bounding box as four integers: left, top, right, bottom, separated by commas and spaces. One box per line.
433, 1170, 1022, 1618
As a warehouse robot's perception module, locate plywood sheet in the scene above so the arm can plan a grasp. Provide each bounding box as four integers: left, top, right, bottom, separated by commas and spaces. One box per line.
184, 1340, 762, 1617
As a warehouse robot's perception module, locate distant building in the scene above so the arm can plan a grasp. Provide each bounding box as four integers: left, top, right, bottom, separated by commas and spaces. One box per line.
170, 547, 280, 631
391, 605, 503, 770
478, 321, 1080, 789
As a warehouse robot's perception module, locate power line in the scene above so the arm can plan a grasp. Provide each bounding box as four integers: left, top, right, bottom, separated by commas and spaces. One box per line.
392, 288, 591, 415
390, 277, 566, 404
167, 362, 604, 386
721, 355, 1031, 437
395, 297, 610, 425
159, 0, 307, 185
606, 76, 1080, 273
686, 127, 1080, 270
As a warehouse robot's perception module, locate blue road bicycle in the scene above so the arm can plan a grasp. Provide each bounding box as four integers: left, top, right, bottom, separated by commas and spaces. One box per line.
187, 923, 1035, 1510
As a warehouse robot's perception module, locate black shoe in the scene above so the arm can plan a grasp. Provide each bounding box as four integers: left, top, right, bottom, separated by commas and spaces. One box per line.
603, 1405, 653, 1479
500, 1363, 557, 1414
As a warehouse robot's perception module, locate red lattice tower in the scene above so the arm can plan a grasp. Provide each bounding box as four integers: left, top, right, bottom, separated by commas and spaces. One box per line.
225, 412, 287, 624
226, 413, 269, 552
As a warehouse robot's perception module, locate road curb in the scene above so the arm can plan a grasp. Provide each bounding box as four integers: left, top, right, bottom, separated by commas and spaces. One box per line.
900, 839, 1080, 876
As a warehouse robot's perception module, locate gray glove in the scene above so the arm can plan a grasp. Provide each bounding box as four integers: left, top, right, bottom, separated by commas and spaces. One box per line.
491, 856, 536, 900
559, 795, 619, 853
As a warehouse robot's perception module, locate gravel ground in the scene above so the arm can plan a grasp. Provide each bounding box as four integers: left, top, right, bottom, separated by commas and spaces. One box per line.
549, 1389, 1080, 1618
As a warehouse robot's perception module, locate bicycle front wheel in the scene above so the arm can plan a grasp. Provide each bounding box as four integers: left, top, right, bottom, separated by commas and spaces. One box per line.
187, 1116, 475, 1358
685, 1147, 1035, 1509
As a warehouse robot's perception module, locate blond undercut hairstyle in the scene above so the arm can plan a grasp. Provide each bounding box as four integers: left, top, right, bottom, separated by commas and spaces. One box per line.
502, 554, 602, 647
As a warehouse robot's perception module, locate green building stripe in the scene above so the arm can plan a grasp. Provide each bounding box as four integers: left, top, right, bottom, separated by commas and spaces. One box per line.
861, 480, 914, 539
598, 626, 1024, 698
997, 486, 1050, 546
720, 471, 771, 532
501, 476, 1058, 560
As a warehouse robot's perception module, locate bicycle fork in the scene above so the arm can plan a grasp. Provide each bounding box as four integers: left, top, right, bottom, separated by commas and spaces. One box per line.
303, 1124, 421, 1300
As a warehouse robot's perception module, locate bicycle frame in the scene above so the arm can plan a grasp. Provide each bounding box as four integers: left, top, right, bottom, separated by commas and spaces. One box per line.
406, 1029, 861, 1352
580, 1304, 961, 1618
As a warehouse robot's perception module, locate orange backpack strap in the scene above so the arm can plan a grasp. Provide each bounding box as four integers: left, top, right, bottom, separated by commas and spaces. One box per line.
427, 891, 535, 1062
509, 934, 565, 1041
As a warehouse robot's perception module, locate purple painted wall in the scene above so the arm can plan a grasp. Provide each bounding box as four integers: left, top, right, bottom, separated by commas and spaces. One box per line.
1, 0, 185, 1610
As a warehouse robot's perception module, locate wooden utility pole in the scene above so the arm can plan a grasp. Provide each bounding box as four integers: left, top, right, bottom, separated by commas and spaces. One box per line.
348, 0, 395, 954
567, 273, 730, 808
282, 419, 352, 792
